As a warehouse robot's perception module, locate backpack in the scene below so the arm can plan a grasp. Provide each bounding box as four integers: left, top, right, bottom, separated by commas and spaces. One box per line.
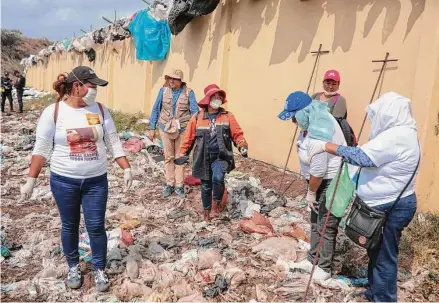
331, 94, 357, 147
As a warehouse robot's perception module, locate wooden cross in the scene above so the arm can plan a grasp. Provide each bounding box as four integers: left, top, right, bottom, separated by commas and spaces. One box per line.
357, 52, 399, 141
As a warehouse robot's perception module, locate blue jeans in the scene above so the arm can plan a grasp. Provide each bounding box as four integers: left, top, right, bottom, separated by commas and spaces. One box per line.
201, 154, 227, 210
50, 172, 108, 270
365, 194, 417, 302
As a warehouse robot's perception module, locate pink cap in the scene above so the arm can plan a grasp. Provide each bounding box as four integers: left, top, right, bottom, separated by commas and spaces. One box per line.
324, 70, 340, 82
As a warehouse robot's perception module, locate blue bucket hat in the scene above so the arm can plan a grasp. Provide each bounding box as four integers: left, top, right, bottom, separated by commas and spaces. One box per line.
278, 91, 312, 121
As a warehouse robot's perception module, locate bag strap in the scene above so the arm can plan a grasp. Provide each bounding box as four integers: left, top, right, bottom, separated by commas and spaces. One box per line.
387, 150, 420, 215
54, 101, 105, 124
54, 101, 60, 124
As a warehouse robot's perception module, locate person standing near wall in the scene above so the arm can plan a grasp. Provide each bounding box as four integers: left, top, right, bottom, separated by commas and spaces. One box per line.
312, 70, 347, 119
20, 66, 133, 292
278, 91, 347, 281
1, 72, 14, 113
13, 70, 26, 113
176, 84, 248, 221
308, 92, 420, 302
148, 69, 199, 198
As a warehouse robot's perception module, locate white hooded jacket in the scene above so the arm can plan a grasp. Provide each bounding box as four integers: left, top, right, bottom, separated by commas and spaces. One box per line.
358, 92, 420, 206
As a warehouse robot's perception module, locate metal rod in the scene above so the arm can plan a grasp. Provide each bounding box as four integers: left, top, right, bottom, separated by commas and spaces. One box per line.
357, 52, 398, 141
141, 0, 149, 4
102, 16, 115, 25
303, 160, 344, 301
278, 44, 329, 194
114, 10, 117, 22
80, 29, 87, 34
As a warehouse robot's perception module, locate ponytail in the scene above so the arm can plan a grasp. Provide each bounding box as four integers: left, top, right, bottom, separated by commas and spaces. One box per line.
53, 73, 71, 102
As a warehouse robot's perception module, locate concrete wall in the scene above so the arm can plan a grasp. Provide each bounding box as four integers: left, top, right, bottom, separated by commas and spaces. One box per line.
26, 0, 439, 213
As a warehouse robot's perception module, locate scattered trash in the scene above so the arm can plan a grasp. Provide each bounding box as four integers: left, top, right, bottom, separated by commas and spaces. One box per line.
197, 237, 218, 249
184, 175, 201, 186
198, 250, 222, 270
120, 219, 141, 230
286, 223, 310, 243
123, 137, 145, 153
240, 212, 274, 235
1, 245, 11, 258
203, 275, 229, 298
252, 237, 297, 262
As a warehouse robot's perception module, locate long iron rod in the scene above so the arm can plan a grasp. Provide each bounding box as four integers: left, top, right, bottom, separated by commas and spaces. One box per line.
278, 44, 327, 194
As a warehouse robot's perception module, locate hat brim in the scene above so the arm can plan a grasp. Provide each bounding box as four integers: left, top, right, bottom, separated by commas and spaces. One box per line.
165, 75, 183, 81
88, 77, 108, 87
198, 89, 227, 107
278, 110, 295, 121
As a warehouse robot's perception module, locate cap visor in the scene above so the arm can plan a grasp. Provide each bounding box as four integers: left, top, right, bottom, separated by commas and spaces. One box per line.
88, 77, 108, 87
278, 110, 294, 121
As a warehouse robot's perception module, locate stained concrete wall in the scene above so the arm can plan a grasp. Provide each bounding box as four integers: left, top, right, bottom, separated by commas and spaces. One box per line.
26, 0, 439, 213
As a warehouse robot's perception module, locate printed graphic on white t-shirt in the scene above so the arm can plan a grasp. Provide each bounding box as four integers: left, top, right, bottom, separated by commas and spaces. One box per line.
66, 127, 99, 161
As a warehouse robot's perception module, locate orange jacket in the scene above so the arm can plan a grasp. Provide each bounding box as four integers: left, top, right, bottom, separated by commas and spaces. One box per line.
180, 108, 247, 180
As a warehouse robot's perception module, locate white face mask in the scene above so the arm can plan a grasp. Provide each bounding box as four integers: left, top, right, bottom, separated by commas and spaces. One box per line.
210, 98, 222, 109
82, 87, 97, 105
324, 91, 338, 97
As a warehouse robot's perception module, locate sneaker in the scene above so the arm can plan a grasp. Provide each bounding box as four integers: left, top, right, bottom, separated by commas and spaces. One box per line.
175, 186, 185, 198
289, 259, 314, 273
163, 185, 175, 198
66, 264, 82, 289
312, 266, 331, 281
94, 269, 110, 292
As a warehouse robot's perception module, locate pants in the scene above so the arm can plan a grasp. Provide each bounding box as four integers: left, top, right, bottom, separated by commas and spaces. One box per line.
160, 129, 184, 187
307, 179, 341, 273
50, 172, 108, 270
201, 153, 227, 210
365, 194, 417, 302
16, 89, 23, 112
1, 90, 13, 112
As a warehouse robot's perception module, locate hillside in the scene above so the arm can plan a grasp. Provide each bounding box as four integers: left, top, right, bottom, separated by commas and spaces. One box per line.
1, 29, 51, 74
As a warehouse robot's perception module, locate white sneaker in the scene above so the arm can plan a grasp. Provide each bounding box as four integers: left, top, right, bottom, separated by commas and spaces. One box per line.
289, 259, 314, 273
312, 266, 331, 281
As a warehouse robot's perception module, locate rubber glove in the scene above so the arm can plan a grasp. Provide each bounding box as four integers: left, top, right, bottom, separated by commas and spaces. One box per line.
124, 168, 133, 190
305, 189, 318, 213
239, 146, 248, 158
308, 140, 327, 160
20, 177, 37, 200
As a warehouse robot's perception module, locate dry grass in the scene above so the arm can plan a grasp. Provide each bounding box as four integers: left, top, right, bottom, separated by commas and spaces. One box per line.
399, 212, 439, 272
108, 109, 150, 133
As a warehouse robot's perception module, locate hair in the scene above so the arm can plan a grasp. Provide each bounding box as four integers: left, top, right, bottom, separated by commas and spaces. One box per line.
53, 73, 72, 102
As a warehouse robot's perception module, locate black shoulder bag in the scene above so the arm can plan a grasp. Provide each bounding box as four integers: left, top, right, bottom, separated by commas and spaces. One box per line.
345, 155, 420, 250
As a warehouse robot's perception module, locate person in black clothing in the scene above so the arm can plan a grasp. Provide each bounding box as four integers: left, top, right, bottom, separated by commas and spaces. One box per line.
14, 70, 26, 113
1, 72, 14, 113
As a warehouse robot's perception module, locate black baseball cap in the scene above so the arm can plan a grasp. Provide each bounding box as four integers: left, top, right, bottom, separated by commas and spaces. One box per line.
66, 66, 108, 87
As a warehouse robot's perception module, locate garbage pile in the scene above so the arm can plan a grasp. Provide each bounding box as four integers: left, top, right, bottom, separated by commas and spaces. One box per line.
2, 98, 428, 302
21, 0, 223, 69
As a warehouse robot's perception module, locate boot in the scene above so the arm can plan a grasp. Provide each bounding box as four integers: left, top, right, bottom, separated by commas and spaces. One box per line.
203, 210, 211, 222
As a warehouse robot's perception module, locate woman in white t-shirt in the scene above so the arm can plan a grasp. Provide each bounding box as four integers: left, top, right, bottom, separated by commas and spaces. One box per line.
20, 66, 133, 292
309, 92, 420, 302
278, 91, 347, 282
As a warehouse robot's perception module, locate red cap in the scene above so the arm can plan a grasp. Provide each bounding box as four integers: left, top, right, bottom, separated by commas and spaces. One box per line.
324, 70, 340, 82
198, 84, 227, 107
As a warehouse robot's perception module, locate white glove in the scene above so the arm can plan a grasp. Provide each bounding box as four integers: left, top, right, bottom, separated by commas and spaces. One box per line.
305, 190, 318, 213
20, 177, 37, 200
124, 168, 133, 191
308, 140, 327, 160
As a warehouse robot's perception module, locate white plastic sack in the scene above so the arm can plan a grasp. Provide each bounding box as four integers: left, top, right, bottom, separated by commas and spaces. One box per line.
72, 38, 85, 52
55, 42, 65, 52
80, 34, 95, 51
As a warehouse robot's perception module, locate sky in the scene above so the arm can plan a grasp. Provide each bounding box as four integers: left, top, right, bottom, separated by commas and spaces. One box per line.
1, 0, 152, 41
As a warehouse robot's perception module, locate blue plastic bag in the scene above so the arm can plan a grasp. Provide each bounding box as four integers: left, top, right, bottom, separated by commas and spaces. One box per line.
129, 9, 171, 61
295, 101, 334, 141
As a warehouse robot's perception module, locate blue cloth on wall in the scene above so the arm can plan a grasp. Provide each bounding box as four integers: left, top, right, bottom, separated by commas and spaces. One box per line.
129, 8, 171, 61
